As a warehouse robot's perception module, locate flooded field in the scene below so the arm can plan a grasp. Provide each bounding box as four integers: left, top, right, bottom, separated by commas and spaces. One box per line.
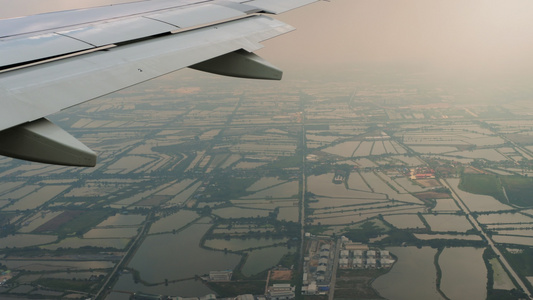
0, 234, 57, 248
97, 214, 146, 227
1, 260, 114, 271
384, 214, 425, 229
308, 174, 384, 199
149, 210, 199, 234
309, 198, 386, 209
106, 156, 154, 174
476, 213, 533, 224
219, 154, 241, 168
167, 181, 202, 205
212, 207, 271, 218
410, 146, 457, 154
415, 234, 482, 241
18, 211, 63, 233
322, 141, 360, 157
247, 177, 286, 192
492, 235, 533, 246
494, 229, 533, 237
128, 220, 240, 283
83, 228, 138, 238
1, 185, 39, 201
363, 172, 422, 204
353, 141, 373, 157
312, 206, 424, 225
422, 214, 473, 232
242, 246, 293, 276
232, 199, 296, 210
347, 172, 372, 191
0, 181, 24, 195
439, 247, 486, 300
432, 199, 460, 212
4, 185, 69, 211
392, 155, 422, 166
204, 238, 288, 251
156, 179, 196, 196
373, 247, 443, 300
277, 206, 299, 222
447, 178, 512, 212
42, 237, 131, 250
112, 273, 213, 298
450, 149, 507, 162
395, 177, 426, 193
242, 181, 298, 199
234, 161, 267, 169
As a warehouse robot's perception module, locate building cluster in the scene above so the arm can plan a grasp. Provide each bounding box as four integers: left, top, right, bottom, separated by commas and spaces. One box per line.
333, 170, 347, 184
301, 240, 334, 295
410, 166, 436, 179
339, 249, 394, 269
133, 293, 217, 300
133, 287, 295, 300
339, 238, 394, 269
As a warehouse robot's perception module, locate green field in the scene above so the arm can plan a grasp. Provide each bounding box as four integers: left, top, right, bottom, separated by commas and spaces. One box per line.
501, 176, 533, 207
459, 174, 533, 207
459, 174, 505, 202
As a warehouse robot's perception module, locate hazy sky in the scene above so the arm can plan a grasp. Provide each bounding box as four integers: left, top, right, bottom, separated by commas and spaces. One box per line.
264, 0, 533, 77
2, 0, 533, 80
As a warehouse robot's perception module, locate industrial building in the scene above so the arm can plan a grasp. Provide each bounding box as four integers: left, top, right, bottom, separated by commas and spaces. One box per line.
267, 284, 295, 300
301, 238, 336, 295
209, 270, 233, 282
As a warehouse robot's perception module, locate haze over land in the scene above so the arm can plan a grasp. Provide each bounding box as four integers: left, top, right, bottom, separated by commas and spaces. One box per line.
3, 1, 533, 300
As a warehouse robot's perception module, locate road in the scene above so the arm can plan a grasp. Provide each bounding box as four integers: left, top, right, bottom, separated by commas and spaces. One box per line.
95, 220, 150, 300
328, 238, 341, 300
299, 123, 307, 268
443, 180, 532, 299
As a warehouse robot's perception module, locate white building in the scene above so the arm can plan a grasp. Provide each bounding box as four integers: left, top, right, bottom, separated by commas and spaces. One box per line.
367, 257, 376, 268
381, 258, 395, 268
340, 250, 349, 258
209, 270, 232, 282
302, 281, 317, 295
318, 258, 328, 265
339, 258, 349, 268
268, 283, 295, 300
353, 257, 363, 268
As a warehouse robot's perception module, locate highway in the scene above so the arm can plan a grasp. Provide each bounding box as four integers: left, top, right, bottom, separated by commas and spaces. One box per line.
442, 179, 532, 299
328, 239, 341, 300
95, 220, 150, 300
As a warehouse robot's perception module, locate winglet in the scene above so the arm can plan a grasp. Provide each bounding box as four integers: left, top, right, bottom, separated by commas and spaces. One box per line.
0, 118, 96, 167
190, 49, 283, 80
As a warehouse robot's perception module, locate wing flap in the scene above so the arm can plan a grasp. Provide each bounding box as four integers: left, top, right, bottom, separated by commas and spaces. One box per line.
0, 0, 196, 38
245, 0, 318, 14
147, 3, 245, 28
0, 33, 94, 67
0, 15, 293, 131
58, 17, 177, 47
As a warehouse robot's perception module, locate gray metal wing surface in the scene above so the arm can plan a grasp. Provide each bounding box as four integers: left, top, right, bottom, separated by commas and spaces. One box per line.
0, 0, 317, 166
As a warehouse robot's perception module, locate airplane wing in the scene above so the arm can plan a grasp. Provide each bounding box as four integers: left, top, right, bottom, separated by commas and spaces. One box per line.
0, 0, 318, 167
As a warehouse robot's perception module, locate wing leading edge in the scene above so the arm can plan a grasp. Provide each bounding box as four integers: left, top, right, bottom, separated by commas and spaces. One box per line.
0, 0, 318, 166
